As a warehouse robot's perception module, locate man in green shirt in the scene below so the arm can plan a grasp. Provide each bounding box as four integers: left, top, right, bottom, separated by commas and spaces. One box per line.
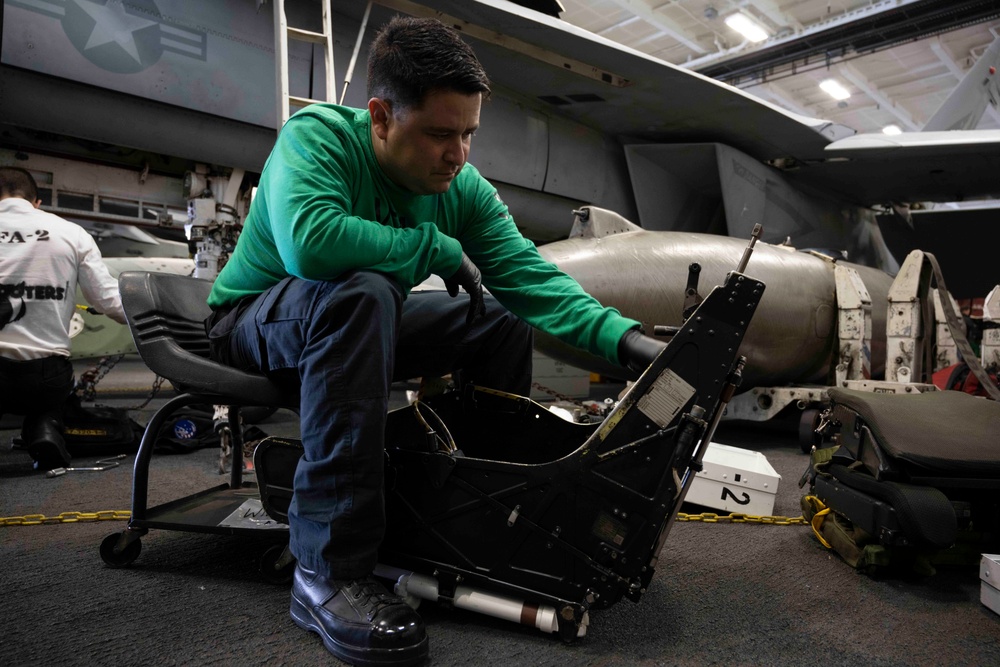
207, 15, 664, 666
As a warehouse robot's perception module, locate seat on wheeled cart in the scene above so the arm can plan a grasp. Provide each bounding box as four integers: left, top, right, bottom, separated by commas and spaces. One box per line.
802, 387, 1000, 572
99, 271, 298, 571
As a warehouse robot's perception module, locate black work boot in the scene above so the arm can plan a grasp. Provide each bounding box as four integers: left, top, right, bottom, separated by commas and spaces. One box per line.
23, 416, 71, 471
290, 563, 428, 666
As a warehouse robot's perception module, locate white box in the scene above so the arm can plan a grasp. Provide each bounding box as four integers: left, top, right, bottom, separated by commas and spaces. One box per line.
980, 554, 1000, 615
685, 442, 781, 516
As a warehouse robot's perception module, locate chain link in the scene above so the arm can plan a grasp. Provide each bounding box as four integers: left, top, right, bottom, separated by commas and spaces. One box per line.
0, 510, 131, 527
75, 353, 166, 411
76, 355, 125, 402
676, 511, 808, 526
124, 374, 166, 411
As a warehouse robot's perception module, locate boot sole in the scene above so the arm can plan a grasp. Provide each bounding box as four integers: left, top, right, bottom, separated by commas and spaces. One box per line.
290, 594, 429, 667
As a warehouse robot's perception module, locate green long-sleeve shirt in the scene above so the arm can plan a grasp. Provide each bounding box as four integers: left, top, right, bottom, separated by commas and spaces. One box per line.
208, 104, 638, 365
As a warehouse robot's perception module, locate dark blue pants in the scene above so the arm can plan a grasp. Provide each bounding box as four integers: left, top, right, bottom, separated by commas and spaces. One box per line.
211, 271, 532, 579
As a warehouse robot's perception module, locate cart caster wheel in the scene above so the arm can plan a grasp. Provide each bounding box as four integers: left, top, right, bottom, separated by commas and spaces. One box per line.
798, 408, 822, 453
100, 532, 141, 567
259, 544, 295, 584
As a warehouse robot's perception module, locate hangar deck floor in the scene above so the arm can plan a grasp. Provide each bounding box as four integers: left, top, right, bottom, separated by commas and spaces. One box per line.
1, 357, 997, 666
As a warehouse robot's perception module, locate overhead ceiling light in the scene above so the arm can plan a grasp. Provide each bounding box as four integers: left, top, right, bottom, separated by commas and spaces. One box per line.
882, 124, 903, 135
819, 78, 851, 101
724, 12, 769, 43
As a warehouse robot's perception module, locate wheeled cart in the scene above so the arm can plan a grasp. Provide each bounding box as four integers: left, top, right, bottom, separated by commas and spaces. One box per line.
98, 394, 294, 580
98, 272, 298, 580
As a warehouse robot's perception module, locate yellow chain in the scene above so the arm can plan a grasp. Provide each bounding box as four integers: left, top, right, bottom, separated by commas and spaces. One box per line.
0, 510, 131, 527
1, 510, 806, 527
676, 512, 808, 526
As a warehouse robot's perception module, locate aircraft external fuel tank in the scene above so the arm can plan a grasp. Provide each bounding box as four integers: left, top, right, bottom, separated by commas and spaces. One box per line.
535, 216, 892, 390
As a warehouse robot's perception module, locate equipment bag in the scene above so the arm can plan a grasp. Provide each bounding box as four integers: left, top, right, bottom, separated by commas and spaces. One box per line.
153, 406, 269, 455
62, 395, 143, 456
153, 406, 219, 453
932, 361, 1000, 398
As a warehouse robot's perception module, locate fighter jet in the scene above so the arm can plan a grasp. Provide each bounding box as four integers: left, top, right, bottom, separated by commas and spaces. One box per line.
1, 0, 997, 384
5, 0, 1000, 250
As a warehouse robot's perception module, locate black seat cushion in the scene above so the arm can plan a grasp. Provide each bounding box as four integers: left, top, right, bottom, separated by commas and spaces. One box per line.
827, 387, 1000, 477
119, 271, 297, 408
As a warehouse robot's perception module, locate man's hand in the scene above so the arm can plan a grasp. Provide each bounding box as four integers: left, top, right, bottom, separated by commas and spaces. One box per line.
618, 328, 668, 373
444, 253, 486, 324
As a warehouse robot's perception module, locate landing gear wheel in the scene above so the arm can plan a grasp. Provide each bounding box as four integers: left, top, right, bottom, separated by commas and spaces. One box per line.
100, 532, 141, 567
259, 543, 295, 584
798, 408, 821, 453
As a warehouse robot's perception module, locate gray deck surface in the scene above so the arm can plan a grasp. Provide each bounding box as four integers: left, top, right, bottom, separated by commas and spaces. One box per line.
1, 357, 998, 666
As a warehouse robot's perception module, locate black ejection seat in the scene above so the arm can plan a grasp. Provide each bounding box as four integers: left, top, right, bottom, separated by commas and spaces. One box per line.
802, 387, 1000, 573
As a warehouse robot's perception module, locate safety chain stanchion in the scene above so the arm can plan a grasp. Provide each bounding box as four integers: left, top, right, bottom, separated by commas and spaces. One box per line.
676, 512, 808, 526
0, 510, 131, 527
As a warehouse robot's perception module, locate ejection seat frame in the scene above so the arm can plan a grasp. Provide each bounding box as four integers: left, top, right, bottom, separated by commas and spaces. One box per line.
254, 233, 767, 641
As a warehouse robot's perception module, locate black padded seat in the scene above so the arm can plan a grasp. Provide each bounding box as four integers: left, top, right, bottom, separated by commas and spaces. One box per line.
112, 270, 298, 526
827, 387, 1000, 478
119, 271, 296, 407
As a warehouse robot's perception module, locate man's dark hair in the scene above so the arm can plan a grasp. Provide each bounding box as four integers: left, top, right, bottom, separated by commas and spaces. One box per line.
0, 167, 38, 202
367, 16, 491, 110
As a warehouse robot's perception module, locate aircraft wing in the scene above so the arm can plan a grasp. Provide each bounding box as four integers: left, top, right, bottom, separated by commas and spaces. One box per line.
790, 130, 1000, 205
392, 0, 854, 162
402, 1, 1000, 204
6, 0, 999, 215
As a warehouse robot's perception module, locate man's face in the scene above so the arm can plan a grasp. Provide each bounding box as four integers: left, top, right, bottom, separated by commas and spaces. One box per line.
370, 89, 482, 195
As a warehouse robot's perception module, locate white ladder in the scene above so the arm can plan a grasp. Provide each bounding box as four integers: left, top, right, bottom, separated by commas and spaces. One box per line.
273, 0, 335, 131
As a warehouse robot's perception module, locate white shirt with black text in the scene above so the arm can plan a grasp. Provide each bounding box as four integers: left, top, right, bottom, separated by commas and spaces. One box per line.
0, 197, 126, 360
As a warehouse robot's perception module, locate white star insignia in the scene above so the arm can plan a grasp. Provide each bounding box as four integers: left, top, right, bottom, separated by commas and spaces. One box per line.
74, 0, 157, 65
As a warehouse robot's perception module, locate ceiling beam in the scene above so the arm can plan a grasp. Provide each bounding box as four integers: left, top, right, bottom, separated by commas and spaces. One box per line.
690, 0, 974, 80
739, 0, 803, 33
595, 14, 643, 36
605, 0, 708, 54
745, 81, 814, 118
838, 62, 920, 131
930, 40, 967, 79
